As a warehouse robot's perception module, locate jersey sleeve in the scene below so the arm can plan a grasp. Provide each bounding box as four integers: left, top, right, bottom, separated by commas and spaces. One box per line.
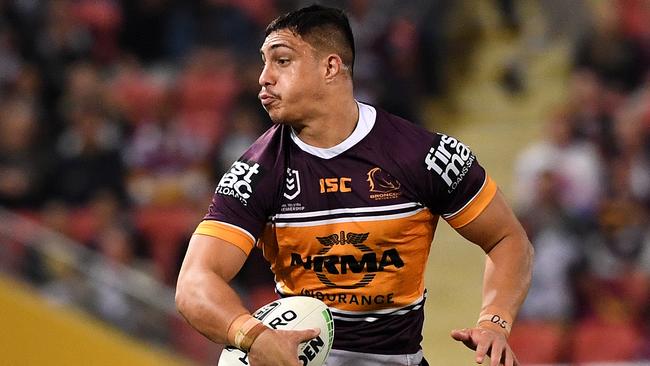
421, 133, 497, 228
194, 127, 284, 254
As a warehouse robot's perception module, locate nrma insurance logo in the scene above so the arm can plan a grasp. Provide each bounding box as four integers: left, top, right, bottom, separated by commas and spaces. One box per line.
290, 231, 404, 289
216, 160, 262, 206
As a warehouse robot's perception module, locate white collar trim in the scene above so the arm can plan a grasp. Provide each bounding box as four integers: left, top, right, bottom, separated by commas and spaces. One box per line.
290, 101, 376, 159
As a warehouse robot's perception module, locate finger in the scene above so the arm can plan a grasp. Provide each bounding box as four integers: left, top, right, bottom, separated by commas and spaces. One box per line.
450, 328, 470, 341
505, 348, 514, 366
489, 342, 504, 366
489, 338, 509, 366
512, 350, 520, 366
475, 340, 490, 364
295, 328, 321, 343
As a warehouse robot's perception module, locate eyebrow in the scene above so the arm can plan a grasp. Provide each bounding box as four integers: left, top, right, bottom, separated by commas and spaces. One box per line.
260, 43, 296, 55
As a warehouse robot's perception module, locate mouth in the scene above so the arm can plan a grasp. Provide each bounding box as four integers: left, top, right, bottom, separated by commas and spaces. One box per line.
259, 92, 278, 107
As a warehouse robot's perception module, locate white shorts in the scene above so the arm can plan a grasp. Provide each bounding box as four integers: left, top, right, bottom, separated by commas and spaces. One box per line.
325, 348, 424, 366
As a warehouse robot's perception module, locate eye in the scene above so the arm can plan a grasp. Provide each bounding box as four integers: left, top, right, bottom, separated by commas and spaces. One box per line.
277, 58, 290, 66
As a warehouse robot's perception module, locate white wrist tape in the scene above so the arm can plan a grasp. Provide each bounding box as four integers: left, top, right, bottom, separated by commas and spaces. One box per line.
477, 314, 512, 334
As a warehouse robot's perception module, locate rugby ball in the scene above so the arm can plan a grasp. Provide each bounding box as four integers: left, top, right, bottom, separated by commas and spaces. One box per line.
218, 296, 334, 366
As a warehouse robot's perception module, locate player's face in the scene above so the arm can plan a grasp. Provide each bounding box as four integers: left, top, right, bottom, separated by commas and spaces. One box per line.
259, 30, 325, 125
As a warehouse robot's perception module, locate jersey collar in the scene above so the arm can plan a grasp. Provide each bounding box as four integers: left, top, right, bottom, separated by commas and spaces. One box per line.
290, 101, 376, 159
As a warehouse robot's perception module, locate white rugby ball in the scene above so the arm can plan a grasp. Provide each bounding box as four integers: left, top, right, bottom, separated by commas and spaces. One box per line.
218, 296, 334, 366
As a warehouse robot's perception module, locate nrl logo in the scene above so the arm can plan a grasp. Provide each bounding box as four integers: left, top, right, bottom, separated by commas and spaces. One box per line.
283, 168, 301, 200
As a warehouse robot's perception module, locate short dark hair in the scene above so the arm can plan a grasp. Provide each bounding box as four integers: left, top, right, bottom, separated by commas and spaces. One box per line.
265, 4, 355, 75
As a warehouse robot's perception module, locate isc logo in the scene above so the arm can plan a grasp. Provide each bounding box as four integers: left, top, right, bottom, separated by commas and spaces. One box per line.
319, 177, 351, 193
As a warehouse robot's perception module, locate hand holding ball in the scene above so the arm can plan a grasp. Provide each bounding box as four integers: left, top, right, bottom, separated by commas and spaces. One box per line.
219, 296, 334, 366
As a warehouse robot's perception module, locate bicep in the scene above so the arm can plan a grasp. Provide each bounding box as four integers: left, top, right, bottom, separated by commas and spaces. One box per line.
179, 234, 249, 283
454, 190, 527, 253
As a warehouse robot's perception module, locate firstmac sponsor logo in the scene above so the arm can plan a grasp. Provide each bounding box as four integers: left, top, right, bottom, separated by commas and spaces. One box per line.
424, 134, 475, 193
216, 160, 262, 205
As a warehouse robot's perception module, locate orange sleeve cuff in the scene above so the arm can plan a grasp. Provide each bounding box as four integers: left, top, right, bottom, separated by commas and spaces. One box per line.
193, 221, 256, 255
445, 175, 497, 229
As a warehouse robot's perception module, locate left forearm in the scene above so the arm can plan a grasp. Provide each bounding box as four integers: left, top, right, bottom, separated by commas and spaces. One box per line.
480, 233, 533, 330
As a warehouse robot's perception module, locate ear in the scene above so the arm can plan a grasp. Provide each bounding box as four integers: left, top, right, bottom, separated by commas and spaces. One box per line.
324, 54, 345, 83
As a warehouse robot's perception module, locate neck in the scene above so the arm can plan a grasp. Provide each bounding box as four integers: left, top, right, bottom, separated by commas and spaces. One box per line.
292, 97, 359, 148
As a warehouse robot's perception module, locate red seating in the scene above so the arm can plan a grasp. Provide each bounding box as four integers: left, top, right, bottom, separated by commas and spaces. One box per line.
570, 318, 643, 363
509, 320, 568, 364
134, 205, 201, 283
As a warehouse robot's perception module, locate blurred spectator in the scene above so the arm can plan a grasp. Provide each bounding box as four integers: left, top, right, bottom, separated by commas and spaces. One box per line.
106, 56, 170, 126
518, 171, 582, 323
0, 98, 52, 208
11, 64, 43, 108
619, 0, 650, 83
345, 0, 392, 103
611, 86, 650, 203
376, 16, 423, 122
35, 0, 92, 117
565, 71, 615, 150
514, 104, 604, 219
571, 197, 650, 362
580, 198, 650, 280
54, 102, 126, 206
0, 25, 22, 93
417, 1, 457, 99
74, 0, 122, 64
574, 0, 645, 93
0, 0, 43, 60
68, 190, 144, 254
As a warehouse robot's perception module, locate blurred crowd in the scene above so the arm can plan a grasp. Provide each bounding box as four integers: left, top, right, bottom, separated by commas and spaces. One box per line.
2, 0, 650, 364
510, 0, 650, 363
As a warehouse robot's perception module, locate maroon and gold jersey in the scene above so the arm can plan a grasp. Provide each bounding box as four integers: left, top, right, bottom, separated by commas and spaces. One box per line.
195, 102, 496, 357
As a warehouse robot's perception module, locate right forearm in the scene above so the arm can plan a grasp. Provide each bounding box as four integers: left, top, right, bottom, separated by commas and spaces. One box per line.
176, 270, 250, 344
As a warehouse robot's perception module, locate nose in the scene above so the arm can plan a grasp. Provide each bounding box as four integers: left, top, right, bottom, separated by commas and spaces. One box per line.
259, 63, 274, 87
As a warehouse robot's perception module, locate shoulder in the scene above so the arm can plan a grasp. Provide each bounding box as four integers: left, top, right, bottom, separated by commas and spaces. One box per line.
217, 124, 289, 207
240, 123, 288, 164
371, 106, 437, 143
362, 105, 435, 160
367, 105, 460, 165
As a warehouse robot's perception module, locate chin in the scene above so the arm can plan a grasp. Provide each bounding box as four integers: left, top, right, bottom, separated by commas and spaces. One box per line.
265, 106, 301, 126
266, 108, 289, 125
266, 110, 283, 124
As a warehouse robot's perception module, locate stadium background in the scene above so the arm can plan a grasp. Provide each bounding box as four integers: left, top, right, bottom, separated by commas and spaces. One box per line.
1, 0, 649, 365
